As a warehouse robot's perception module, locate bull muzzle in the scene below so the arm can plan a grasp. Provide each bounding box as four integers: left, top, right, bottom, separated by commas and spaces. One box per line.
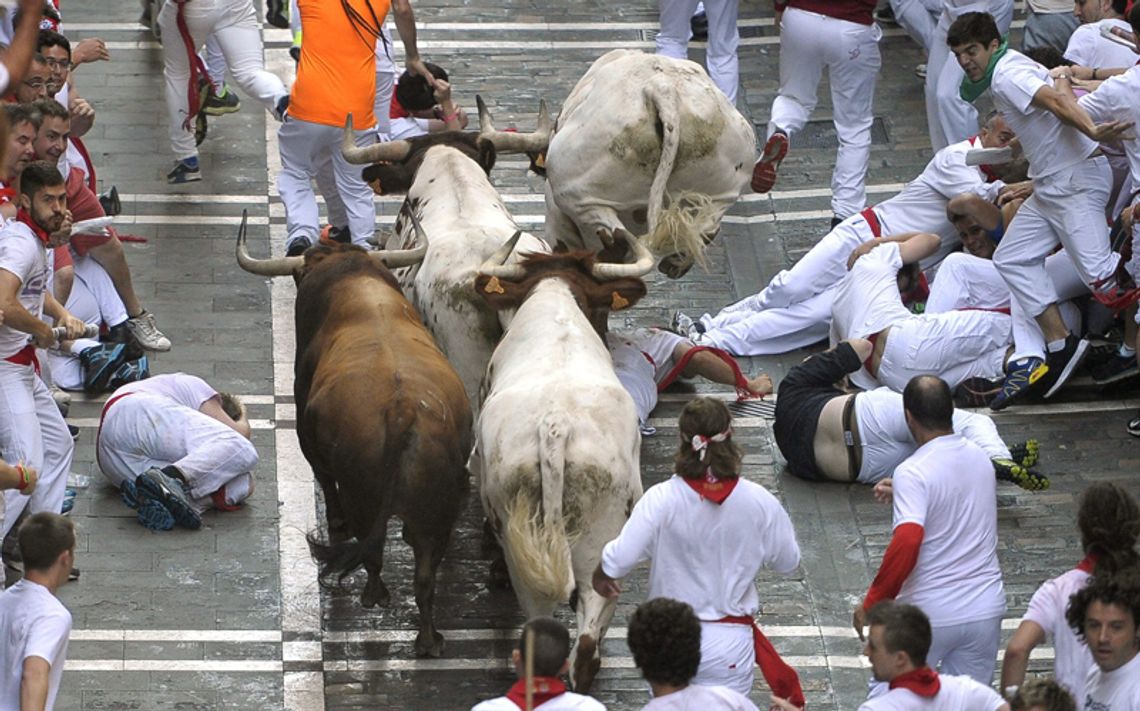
341, 113, 414, 165
476, 95, 553, 155
235, 210, 304, 276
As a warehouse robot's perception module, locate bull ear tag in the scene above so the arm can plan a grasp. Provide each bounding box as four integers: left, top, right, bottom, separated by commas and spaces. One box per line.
611, 291, 630, 310
484, 276, 505, 294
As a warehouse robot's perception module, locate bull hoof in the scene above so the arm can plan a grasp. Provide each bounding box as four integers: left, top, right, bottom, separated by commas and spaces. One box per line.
658, 253, 694, 279
361, 578, 391, 608
573, 656, 601, 693
488, 557, 511, 590
414, 630, 445, 658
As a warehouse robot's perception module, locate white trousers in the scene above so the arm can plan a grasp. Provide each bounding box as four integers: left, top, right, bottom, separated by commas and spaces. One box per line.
203, 34, 226, 88
925, 0, 1014, 150
694, 621, 754, 696
97, 393, 257, 510
928, 614, 1003, 685
0, 361, 72, 542
46, 257, 131, 392
769, 8, 882, 218
278, 118, 377, 246
877, 311, 1010, 391
699, 288, 833, 356
159, 0, 287, 159
890, 0, 941, 51
994, 157, 1116, 320
656, 0, 740, 103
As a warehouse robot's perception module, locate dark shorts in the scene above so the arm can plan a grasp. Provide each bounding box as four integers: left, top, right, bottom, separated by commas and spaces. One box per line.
773, 342, 861, 481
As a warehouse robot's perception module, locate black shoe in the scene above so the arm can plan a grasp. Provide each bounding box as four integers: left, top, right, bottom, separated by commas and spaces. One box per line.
98, 185, 121, 216
690, 10, 709, 41
1041, 336, 1091, 399
79, 343, 128, 394
68, 424, 80, 441
289, 46, 301, 63
954, 377, 1002, 408
1091, 353, 1139, 385
167, 159, 202, 184
102, 322, 145, 361
109, 356, 150, 390
136, 466, 202, 530
266, 0, 289, 28
286, 237, 313, 257
202, 87, 241, 116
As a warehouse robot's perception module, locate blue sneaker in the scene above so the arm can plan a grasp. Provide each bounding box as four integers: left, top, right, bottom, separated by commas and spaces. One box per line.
121, 479, 140, 509
79, 343, 127, 394
136, 498, 175, 531
167, 158, 201, 184
61, 497, 74, 516
136, 467, 202, 530
109, 356, 150, 390
990, 357, 1048, 411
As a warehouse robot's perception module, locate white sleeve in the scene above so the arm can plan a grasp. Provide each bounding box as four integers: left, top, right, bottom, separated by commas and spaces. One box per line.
930, 151, 994, 202
171, 375, 219, 410
760, 495, 802, 576
951, 409, 1010, 460
23, 610, 71, 667
891, 467, 928, 528
966, 681, 1008, 710
0, 234, 36, 285
1063, 25, 1097, 67
993, 60, 1048, 114
1078, 75, 1128, 125
1022, 575, 1064, 635
599, 484, 664, 578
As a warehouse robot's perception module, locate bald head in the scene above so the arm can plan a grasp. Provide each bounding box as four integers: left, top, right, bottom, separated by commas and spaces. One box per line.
903, 375, 954, 433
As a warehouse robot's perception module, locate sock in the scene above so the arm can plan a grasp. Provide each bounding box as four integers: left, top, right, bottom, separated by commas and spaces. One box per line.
1046, 338, 1067, 353
1120, 344, 1137, 358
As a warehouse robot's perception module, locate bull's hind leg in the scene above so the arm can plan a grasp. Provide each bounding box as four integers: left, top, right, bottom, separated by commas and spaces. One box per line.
360, 516, 391, 608
569, 583, 619, 693
403, 522, 449, 658
314, 472, 350, 544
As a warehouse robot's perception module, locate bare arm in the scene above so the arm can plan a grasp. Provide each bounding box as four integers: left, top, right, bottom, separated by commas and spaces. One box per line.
673, 341, 772, 396
20, 656, 50, 711
1030, 83, 1133, 143
999, 620, 1046, 693
391, 0, 432, 86
947, 193, 1003, 231
199, 395, 252, 439
0, 0, 45, 90
847, 232, 940, 270
0, 270, 55, 348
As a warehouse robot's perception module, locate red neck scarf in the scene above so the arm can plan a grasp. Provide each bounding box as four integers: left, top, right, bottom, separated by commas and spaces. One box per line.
890, 667, 941, 697
1076, 553, 1099, 573
16, 209, 52, 245
680, 470, 739, 505
505, 677, 567, 710
390, 92, 410, 120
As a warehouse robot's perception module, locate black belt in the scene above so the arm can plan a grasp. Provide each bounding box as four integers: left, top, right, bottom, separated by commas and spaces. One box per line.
841, 395, 862, 482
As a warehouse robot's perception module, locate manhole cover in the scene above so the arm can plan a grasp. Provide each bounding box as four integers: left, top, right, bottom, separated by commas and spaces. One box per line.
727, 399, 776, 419
756, 117, 890, 149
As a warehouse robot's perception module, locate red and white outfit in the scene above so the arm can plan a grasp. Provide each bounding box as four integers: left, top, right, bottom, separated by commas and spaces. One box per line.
643, 683, 759, 710
96, 374, 257, 513
0, 216, 72, 543
656, 0, 740, 102
768, 0, 881, 219
830, 242, 1010, 392
608, 328, 689, 427
0, 578, 72, 709
1019, 558, 1094, 700
862, 433, 1006, 685
1064, 18, 1140, 69
599, 475, 803, 701
470, 677, 605, 710
1082, 650, 1140, 710
858, 670, 1006, 710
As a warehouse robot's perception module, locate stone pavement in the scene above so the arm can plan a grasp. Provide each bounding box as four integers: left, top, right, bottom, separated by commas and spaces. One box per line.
50, 0, 1140, 709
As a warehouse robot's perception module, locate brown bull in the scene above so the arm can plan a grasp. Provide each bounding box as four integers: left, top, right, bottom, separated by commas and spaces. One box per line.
235, 210, 471, 658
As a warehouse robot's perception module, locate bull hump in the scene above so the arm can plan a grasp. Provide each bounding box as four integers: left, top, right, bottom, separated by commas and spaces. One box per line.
606, 108, 727, 172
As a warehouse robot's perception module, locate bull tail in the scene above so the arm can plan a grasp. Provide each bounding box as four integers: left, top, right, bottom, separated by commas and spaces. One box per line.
644, 79, 682, 236
501, 412, 575, 608
307, 518, 385, 585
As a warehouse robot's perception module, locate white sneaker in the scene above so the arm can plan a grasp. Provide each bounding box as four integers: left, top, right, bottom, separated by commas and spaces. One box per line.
127, 311, 172, 352
915, 63, 927, 79
51, 387, 71, 417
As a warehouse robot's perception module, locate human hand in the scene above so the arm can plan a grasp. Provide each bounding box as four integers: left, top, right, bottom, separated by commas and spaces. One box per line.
997, 181, 1032, 205
433, 79, 453, 106
50, 210, 73, 246
846, 239, 880, 270
1090, 120, 1135, 143
72, 38, 111, 66
406, 57, 437, 89
853, 603, 868, 641
70, 98, 95, 122
768, 695, 802, 711
747, 373, 773, 397
873, 478, 893, 503
591, 564, 621, 599
56, 312, 87, 340
13, 463, 37, 495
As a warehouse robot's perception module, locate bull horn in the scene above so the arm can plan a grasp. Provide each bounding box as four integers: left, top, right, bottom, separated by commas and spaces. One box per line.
478, 229, 527, 280
373, 205, 429, 269
235, 210, 304, 276
341, 113, 413, 165
591, 228, 655, 281
476, 95, 553, 155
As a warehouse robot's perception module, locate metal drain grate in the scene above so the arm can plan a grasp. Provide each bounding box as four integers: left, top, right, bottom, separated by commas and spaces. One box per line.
727, 398, 776, 419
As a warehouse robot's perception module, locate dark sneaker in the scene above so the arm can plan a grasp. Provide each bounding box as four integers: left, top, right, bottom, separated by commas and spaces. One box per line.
955, 377, 1002, 408
68, 424, 79, 441
121, 479, 140, 509
167, 159, 201, 184
136, 467, 202, 530
136, 498, 176, 531
203, 87, 241, 116
1042, 336, 1091, 399
286, 236, 313, 257
1128, 411, 1140, 437
1091, 353, 1139, 384
830, 215, 843, 229
751, 131, 789, 194
79, 343, 127, 394
289, 46, 301, 63
992, 458, 1050, 491
109, 356, 150, 389
690, 11, 709, 41
274, 95, 290, 122
873, 6, 897, 24
1008, 439, 1040, 469
61, 497, 74, 516
266, 0, 289, 28
990, 357, 1047, 411
99, 185, 121, 216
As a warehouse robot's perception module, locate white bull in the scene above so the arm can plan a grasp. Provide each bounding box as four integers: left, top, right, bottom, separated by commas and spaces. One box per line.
538, 49, 757, 277
469, 234, 653, 692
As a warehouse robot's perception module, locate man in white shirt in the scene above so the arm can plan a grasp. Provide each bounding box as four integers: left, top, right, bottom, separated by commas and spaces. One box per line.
853, 376, 1006, 686
949, 11, 1135, 405
470, 617, 605, 711
0, 162, 83, 548
1064, 571, 1140, 710
1001, 483, 1140, 702
1064, 0, 1138, 70
856, 601, 1009, 710
96, 373, 259, 532
0, 0, 45, 96
628, 598, 759, 711
592, 397, 805, 705
0, 512, 74, 711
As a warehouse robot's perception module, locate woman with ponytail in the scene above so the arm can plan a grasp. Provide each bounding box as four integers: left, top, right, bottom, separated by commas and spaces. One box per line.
592, 397, 807, 709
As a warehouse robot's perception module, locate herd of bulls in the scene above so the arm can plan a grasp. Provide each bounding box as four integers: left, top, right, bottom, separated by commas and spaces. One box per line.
235, 49, 758, 691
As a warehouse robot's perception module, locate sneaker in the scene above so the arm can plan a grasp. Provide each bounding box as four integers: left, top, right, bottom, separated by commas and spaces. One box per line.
751, 131, 789, 194
136, 497, 176, 531
1042, 336, 1091, 399
120, 479, 140, 510
914, 63, 927, 79
99, 185, 121, 216
690, 10, 709, 41
873, 6, 897, 24
51, 387, 70, 417
203, 86, 241, 116
79, 343, 127, 394
1128, 410, 1140, 437
955, 377, 1002, 408
1091, 353, 1139, 384
61, 497, 74, 515
273, 95, 290, 122
992, 457, 1050, 491
266, 0, 289, 28
289, 46, 301, 63
830, 215, 843, 229
127, 311, 171, 352
109, 356, 150, 389
167, 159, 201, 184
68, 424, 79, 441
136, 467, 202, 530
286, 236, 313, 257
671, 310, 696, 336
1008, 439, 1040, 469
990, 357, 1048, 411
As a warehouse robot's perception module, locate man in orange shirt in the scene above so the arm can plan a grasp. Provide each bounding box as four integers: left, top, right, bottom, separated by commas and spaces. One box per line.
278, 0, 434, 256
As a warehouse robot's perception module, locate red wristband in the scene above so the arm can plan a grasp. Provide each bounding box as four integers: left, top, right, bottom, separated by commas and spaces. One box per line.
15, 464, 29, 491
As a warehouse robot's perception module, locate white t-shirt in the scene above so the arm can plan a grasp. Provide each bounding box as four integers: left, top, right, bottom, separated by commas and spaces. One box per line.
1064, 19, 1140, 71
642, 684, 759, 710
601, 476, 800, 620
0, 221, 52, 359
112, 373, 217, 410
1082, 650, 1140, 711
991, 49, 1098, 179
857, 673, 1006, 710
389, 115, 431, 140
1080, 66, 1140, 185
0, 62, 10, 97
0, 579, 72, 711
472, 691, 607, 710
1022, 566, 1093, 700
892, 434, 1006, 627
609, 328, 687, 424
874, 137, 1003, 244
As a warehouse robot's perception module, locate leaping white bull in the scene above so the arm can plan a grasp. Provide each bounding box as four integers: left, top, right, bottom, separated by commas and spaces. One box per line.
507, 49, 756, 278
469, 232, 653, 692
